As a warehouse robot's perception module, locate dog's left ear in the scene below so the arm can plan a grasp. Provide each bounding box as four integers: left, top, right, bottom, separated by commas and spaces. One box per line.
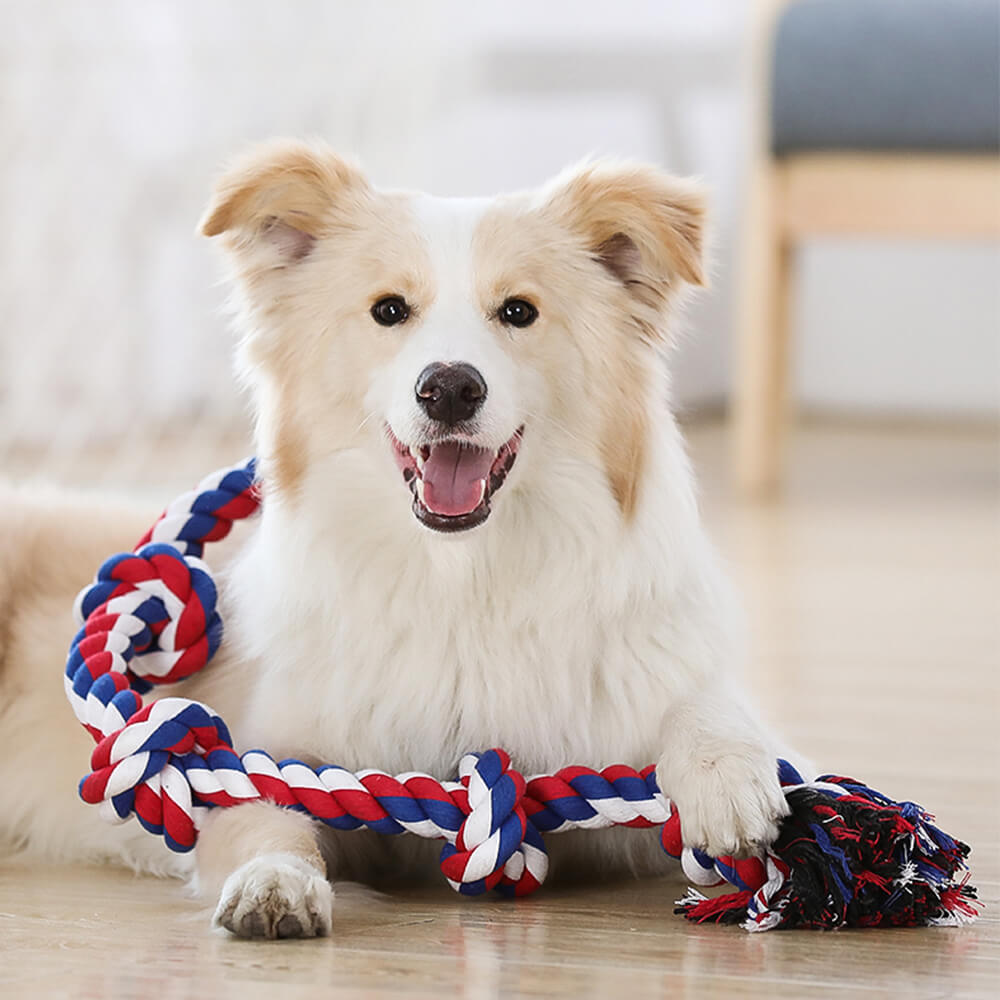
544, 162, 706, 521
545, 160, 707, 296
199, 138, 370, 265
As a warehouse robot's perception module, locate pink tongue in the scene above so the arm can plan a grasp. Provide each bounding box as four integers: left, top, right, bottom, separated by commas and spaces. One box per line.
422, 442, 495, 516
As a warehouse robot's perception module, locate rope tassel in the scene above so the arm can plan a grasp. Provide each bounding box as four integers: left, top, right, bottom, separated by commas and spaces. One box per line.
63, 458, 979, 929
673, 764, 979, 931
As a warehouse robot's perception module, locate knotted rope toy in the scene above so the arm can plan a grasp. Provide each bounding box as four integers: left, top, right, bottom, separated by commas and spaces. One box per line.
64, 459, 978, 930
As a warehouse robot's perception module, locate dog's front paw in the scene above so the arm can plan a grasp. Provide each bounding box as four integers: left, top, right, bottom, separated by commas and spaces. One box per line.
657, 746, 790, 858
213, 853, 332, 939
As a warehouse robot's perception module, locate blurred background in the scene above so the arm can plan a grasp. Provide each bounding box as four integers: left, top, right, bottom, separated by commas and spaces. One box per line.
1, 0, 996, 495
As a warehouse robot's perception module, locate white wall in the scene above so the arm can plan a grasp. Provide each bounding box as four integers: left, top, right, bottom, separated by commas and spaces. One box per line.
795, 241, 999, 417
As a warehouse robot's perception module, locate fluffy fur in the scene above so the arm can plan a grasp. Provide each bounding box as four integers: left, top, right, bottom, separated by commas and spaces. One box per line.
0, 140, 795, 938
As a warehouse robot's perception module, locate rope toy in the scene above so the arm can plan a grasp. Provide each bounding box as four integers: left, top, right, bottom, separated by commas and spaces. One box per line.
64, 459, 979, 930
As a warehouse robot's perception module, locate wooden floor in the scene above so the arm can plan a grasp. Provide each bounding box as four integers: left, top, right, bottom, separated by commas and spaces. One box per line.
1, 420, 997, 998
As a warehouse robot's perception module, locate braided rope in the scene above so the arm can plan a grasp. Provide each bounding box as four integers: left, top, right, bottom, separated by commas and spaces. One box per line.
63, 459, 974, 925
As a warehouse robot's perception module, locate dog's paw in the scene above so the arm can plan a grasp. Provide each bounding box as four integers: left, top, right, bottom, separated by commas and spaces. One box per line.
213, 853, 332, 939
657, 747, 790, 859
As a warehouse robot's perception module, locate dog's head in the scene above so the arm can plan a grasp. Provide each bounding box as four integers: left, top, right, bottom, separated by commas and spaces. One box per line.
201, 139, 705, 534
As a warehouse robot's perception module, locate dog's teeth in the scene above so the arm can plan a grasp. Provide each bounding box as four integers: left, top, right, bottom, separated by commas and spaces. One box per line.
477, 478, 486, 504
415, 477, 426, 505
410, 446, 425, 472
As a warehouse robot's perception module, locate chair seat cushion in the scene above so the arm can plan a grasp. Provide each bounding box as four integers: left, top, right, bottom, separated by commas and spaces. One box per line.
772, 0, 1000, 154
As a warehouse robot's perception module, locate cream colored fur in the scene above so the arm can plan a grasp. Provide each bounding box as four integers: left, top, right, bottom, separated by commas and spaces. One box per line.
0, 141, 796, 939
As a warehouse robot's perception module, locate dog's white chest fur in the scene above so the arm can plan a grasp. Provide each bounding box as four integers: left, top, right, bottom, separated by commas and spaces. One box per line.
223, 430, 728, 781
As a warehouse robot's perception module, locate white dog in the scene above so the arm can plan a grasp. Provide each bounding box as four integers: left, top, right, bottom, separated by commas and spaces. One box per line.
0, 140, 790, 938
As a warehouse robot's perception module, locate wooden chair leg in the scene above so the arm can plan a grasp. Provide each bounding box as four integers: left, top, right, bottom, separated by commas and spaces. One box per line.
731, 162, 794, 499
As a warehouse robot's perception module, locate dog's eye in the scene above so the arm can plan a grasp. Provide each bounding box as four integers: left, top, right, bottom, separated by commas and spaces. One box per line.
371, 296, 410, 327
497, 298, 538, 328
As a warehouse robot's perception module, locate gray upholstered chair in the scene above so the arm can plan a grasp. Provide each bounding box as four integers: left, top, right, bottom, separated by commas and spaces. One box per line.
732, 0, 1000, 496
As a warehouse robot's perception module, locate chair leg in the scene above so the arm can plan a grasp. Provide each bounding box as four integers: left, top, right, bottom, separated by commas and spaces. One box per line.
732, 163, 794, 499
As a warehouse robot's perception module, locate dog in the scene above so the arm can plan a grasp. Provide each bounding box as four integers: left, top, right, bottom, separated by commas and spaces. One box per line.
0, 140, 792, 938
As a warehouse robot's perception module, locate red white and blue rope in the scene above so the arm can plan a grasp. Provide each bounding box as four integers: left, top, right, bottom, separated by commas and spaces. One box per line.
63, 459, 977, 927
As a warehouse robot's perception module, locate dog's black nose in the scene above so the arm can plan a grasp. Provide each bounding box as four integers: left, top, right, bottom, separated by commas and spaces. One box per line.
415, 363, 487, 426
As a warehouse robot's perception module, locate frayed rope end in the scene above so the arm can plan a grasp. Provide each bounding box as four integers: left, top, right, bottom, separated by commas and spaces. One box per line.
675, 775, 979, 931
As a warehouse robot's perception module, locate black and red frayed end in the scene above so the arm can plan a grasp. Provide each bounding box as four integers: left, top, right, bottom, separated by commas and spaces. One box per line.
676, 775, 978, 931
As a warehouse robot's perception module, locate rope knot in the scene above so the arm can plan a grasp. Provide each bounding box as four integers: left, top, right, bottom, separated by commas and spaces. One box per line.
78, 698, 234, 852
438, 749, 549, 897
72, 543, 222, 686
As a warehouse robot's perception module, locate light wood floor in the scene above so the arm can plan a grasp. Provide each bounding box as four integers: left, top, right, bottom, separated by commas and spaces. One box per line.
1, 420, 997, 999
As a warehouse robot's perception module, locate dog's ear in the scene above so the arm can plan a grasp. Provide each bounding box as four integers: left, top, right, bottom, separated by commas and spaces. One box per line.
545, 160, 707, 295
543, 161, 706, 522
199, 138, 369, 264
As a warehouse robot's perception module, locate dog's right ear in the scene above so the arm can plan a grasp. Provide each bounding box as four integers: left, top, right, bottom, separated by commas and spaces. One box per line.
199, 139, 369, 264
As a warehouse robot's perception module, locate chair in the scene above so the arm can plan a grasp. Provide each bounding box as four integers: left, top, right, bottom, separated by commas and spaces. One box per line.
732, 0, 1000, 497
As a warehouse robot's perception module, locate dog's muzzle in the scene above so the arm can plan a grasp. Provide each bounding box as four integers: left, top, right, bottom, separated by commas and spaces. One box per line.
388, 425, 523, 533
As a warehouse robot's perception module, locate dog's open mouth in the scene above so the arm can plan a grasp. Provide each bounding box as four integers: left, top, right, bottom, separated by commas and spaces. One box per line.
388, 427, 523, 532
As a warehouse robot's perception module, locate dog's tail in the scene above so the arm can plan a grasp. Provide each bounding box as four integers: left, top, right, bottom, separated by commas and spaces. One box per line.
0, 484, 154, 698
0, 485, 36, 681
0, 485, 163, 862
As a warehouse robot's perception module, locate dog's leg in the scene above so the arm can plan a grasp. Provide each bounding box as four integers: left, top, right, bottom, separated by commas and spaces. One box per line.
656, 687, 790, 858
197, 801, 332, 939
